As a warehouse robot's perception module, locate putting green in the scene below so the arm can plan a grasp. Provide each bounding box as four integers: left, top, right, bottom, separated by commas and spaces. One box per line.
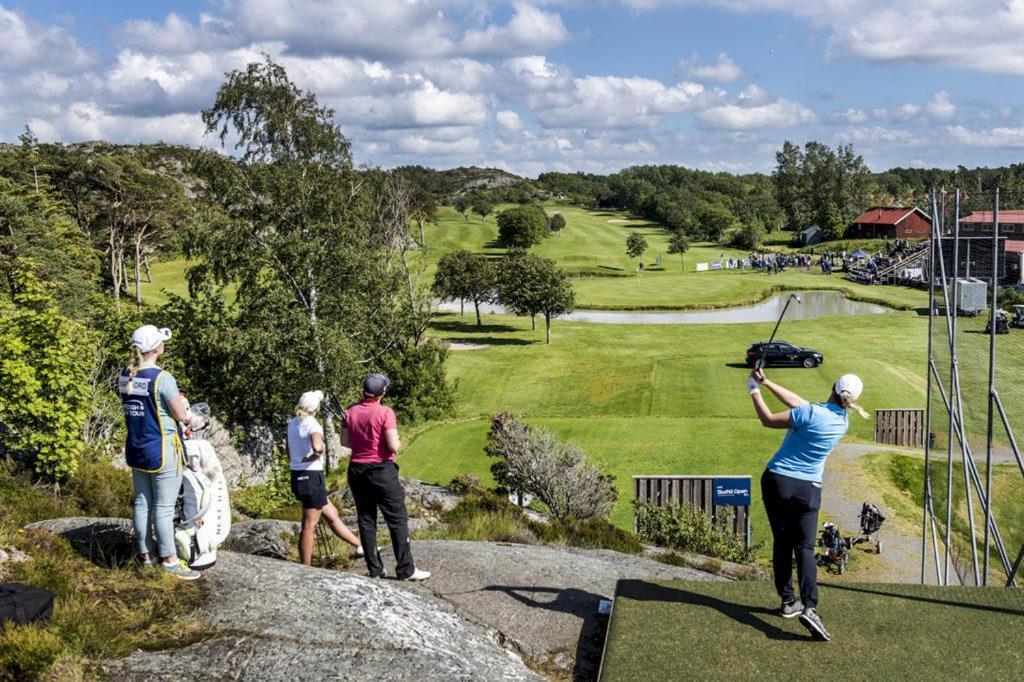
600, 579, 1024, 680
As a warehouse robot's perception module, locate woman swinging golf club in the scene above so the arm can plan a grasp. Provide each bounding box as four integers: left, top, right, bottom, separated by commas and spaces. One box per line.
747, 369, 867, 641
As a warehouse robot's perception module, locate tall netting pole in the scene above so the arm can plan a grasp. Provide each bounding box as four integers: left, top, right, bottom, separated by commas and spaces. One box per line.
921, 191, 937, 585
982, 188, 1000, 585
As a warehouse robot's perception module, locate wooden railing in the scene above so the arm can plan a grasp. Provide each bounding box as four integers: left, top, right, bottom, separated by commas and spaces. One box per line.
874, 408, 925, 447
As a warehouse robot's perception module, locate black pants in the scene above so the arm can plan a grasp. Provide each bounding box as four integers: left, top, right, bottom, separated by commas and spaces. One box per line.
761, 470, 821, 609
347, 461, 415, 579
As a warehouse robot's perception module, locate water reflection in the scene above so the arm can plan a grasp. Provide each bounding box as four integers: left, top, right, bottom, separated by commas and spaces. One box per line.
435, 290, 891, 325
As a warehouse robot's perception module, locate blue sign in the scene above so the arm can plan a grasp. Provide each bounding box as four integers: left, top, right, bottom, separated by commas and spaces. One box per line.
713, 478, 751, 506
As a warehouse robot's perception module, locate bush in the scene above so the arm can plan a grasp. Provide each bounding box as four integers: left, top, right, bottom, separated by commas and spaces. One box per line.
496, 205, 549, 248
533, 517, 643, 554
485, 412, 617, 520
0, 623, 64, 681
448, 473, 484, 495
62, 453, 133, 518
430, 491, 538, 544
548, 213, 566, 233
232, 446, 295, 519
634, 500, 757, 564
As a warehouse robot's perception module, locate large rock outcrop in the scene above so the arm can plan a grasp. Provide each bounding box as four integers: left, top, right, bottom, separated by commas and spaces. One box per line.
103, 552, 541, 681
26, 517, 136, 566
29, 518, 540, 680
355, 540, 728, 679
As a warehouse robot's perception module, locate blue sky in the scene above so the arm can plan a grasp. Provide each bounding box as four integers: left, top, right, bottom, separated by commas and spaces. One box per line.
2, 1, 1024, 176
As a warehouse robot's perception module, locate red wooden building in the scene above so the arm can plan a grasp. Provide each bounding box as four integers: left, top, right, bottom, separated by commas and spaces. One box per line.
848, 207, 932, 239
960, 210, 1024, 284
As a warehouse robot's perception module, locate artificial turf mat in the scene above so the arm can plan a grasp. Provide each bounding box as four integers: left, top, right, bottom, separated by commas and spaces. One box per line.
600, 579, 1024, 681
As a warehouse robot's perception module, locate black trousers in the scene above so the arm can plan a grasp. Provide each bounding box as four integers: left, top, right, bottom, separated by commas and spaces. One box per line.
347, 461, 415, 579
761, 470, 821, 609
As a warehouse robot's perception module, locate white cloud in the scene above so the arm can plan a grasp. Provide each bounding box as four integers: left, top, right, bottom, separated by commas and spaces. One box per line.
947, 125, 1024, 148
533, 75, 706, 128
461, 2, 570, 56
927, 91, 955, 120
496, 110, 525, 133
696, 99, 815, 130
0, 5, 94, 73
114, 12, 239, 55
680, 52, 746, 82
618, 1, 1024, 76
396, 133, 481, 156
829, 108, 869, 125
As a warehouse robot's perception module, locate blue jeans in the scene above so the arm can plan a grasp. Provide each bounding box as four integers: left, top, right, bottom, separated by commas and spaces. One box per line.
132, 465, 183, 558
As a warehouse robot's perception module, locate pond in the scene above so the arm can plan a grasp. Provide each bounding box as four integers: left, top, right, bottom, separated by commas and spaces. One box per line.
436, 290, 891, 325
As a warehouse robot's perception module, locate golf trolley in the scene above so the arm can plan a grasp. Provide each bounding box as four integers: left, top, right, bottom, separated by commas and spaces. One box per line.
851, 502, 885, 554
816, 522, 850, 574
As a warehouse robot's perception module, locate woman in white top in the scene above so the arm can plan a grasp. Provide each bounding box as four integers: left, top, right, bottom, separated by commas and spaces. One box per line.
288, 390, 362, 565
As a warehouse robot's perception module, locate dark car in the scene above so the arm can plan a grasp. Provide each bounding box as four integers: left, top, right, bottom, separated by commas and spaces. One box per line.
746, 341, 823, 368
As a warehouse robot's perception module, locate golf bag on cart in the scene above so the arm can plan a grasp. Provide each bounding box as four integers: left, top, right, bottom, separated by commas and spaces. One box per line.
174, 401, 231, 570
816, 522, 851, 574
852, 502, 885, 554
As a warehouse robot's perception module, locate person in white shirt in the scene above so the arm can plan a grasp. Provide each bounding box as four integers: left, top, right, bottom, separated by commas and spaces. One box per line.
287, 390, 362, 565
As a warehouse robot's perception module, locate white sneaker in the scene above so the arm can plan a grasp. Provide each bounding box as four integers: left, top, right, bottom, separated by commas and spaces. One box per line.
356, 546, 365, 558
163, 560, 201, 580
403, 568, 431, 582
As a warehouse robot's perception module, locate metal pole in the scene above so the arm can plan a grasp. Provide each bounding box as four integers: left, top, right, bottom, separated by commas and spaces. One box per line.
932, 193, 955, 585
922, 191, 939, 584
983, 188, 1000, 584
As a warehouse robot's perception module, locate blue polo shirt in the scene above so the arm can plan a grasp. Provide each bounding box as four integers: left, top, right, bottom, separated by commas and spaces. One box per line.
766, 402, 849, 483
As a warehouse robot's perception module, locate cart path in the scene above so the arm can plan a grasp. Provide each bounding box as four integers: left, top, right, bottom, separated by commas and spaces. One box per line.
820, 443, 923, 584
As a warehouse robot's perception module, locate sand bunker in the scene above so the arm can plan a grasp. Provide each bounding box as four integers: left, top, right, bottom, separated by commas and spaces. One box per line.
606, 218, 640, 224
448, 340, 487, 351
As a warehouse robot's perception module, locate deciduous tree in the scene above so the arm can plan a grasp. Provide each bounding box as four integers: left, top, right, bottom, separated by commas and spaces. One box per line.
666, 230, 690, 271
496, 204, 548, 248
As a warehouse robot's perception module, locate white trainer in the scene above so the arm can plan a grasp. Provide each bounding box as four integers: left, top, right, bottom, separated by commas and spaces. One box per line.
403, 568, 431, 582
356, 546, 365, 558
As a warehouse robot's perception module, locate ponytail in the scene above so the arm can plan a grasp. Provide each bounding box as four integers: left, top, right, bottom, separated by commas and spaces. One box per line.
839, 390, 869, 419
127, 346, 144, 386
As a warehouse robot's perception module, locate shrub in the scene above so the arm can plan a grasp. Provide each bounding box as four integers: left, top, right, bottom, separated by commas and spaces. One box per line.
62, 453, 133, 518
548, 213, 566, 233
533, 517, 643, 554
448, 473, 484, 495
232, 446, 295, 519
634, 500, 757, 564
429, 491, 538, 545
485, 412, 617, 521
0, 623, 64, 681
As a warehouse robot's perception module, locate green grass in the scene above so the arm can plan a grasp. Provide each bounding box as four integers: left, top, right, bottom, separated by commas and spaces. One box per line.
404, 311, 938, 534
600, 579, 1024, 680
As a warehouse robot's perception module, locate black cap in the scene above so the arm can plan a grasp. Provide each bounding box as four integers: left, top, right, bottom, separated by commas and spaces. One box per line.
363, 373, 391, 396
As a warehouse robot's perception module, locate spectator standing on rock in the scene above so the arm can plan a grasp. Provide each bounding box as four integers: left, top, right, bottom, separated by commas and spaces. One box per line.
287, 390, 363, 566
118, 325, 199, 580
746, 369, 868, 642
344, 374, 430, 581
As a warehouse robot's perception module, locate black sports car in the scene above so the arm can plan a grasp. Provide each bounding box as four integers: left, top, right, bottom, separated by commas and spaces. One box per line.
746, 341, 824, 368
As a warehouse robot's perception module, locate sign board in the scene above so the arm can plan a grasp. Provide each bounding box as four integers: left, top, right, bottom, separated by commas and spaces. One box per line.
696, 262, 709, 272
711, 261, 723, 270
713, 478, 751, 506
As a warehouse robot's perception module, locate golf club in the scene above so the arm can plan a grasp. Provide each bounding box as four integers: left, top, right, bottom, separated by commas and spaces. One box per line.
755, 293, 802, 371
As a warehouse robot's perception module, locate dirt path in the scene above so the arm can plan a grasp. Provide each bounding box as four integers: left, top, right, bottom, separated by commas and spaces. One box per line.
820, 443, 923, 584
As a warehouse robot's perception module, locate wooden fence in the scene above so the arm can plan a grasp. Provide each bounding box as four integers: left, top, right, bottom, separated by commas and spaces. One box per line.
874, 408, 925, 447
633, 475, 752, 549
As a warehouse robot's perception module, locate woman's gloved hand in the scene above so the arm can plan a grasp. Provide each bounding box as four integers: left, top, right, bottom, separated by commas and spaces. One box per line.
746, 375, 761, 395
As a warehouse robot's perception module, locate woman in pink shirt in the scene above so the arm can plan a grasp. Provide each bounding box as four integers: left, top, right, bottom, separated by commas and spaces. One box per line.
344, 374, 429, 581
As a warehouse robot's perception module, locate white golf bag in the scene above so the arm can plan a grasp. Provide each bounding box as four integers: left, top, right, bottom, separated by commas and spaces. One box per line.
174, 402, 231, 570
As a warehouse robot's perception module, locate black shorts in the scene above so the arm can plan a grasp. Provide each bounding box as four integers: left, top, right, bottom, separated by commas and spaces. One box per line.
290, 470, 328, 510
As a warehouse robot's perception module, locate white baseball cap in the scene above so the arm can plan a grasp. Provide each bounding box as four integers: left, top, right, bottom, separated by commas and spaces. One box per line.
298, 390, 324, 412
131, 325, 172, 354
834, 374, 864, 401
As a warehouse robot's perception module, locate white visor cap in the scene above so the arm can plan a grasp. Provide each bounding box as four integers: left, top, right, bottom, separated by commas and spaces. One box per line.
131, 325, 172, 354
834, 374, 864, 402
299, 390, 325, 412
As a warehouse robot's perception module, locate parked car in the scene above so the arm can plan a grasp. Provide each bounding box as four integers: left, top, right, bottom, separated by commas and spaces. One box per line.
746, 341, 824, 368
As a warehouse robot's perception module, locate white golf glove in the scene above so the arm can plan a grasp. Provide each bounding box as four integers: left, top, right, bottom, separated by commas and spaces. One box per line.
746, 377, 761, 395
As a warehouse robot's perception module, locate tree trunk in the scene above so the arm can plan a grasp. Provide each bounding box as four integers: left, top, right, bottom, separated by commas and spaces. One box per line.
545, 314, 552, 344
681, 254, 685, 272
134, 239, 143, 310
109, 227, 121, 309
417, 218, 425, 246
531, 314, 536, 331
144, 254, 153, 282
460, 298, 465, 316
474, 300, 482, 327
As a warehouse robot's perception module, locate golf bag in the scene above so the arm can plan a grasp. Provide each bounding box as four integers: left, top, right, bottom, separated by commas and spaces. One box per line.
816, 522, 850, 574
174, 402, 231, 570
852, 502, 885, 554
